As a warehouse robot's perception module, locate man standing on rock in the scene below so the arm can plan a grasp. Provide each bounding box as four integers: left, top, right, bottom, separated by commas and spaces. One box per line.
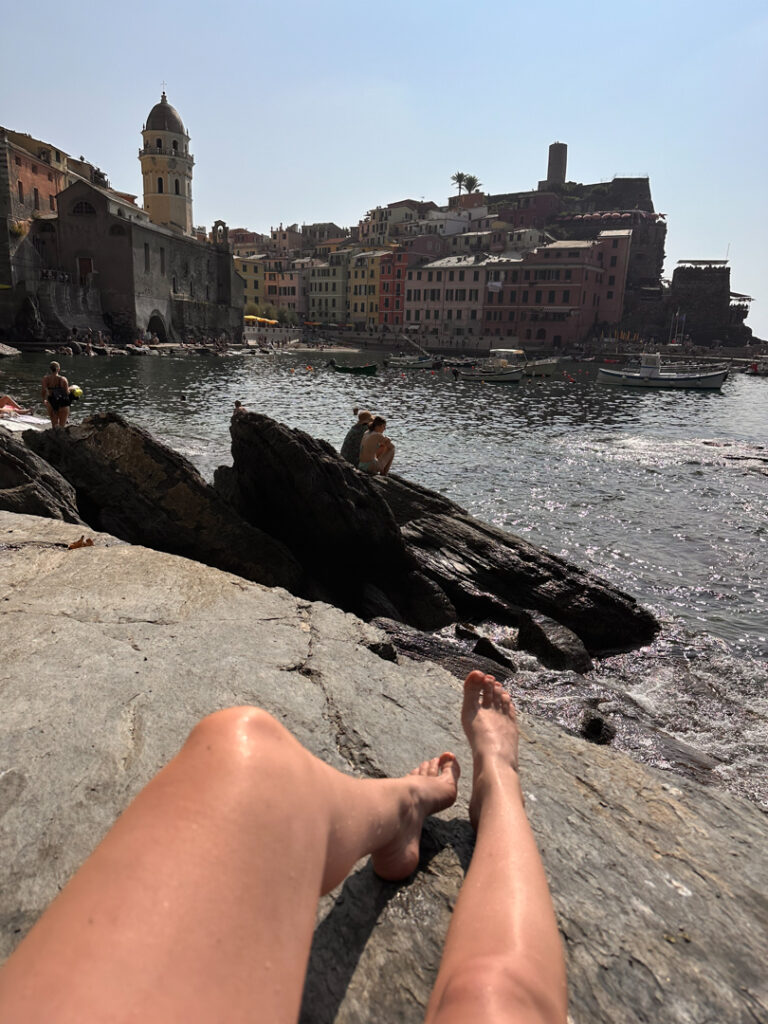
0, 672, 567, 1023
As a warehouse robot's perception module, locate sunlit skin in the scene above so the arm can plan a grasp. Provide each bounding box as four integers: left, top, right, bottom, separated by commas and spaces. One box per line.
0, 672, 566, 1023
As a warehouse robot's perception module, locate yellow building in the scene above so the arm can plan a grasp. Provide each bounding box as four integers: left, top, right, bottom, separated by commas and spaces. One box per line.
235, 255, 266, 309
348, 249, 388, 329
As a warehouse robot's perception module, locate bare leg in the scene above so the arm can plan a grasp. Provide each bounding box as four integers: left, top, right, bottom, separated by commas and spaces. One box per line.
378, 443, 395, 475
57, 405, 69, 427
426, 672, 567, 1024
44, 400, 57, 428
0, 707, 459, 1024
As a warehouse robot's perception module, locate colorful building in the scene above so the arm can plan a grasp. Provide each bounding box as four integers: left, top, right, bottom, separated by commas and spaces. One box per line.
378, 250, 409, 329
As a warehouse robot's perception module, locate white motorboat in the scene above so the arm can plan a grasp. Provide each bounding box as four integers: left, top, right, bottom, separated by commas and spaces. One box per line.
487, 348, 558, 377
597, 353, 728, 390
457, 350, 523, 383
386, 354, 443, 369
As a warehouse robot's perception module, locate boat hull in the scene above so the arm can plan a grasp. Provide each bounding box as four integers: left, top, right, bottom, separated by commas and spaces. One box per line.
458, 368, 523, 383
524, 358, 559, 377
329, 363, 377, 376
597, 368, 727, 389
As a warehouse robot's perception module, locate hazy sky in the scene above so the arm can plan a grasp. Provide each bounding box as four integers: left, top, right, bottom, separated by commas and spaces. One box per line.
3, 0, 767, 338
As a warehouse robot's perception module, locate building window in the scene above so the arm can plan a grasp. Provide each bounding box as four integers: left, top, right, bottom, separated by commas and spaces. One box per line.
535, 291, 542, 303
548, 290, 555, 303
562, 290, 570, 302
612, 239, 618, 248
607, 290, 614, 299
157, 177, 164, 194
17, 181, 24, 203
156, 138, 162, 149
172, 275, 178, 293
608, 275, 615, 285
172, 140, 178, 152
33, 188, 40, 210
49, 195, 55, 211
144, 243, 150, 272
72, 201, 96, 215
15, 156, 21, 167
174, 179, 180, 195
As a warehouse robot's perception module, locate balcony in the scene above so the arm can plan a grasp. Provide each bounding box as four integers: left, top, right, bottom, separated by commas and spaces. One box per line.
139, 147, 194, 164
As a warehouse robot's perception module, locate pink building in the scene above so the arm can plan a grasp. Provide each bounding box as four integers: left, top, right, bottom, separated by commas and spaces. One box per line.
378, 251, 409, 328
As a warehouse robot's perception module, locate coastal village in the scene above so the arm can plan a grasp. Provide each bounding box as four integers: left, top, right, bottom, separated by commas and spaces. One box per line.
0, 93, 759, 352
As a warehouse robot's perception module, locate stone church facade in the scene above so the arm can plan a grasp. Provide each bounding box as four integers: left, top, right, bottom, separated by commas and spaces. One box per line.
1, 94, 242, 343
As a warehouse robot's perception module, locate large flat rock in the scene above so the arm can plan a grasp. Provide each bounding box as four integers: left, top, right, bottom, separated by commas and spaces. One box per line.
0, 512, 765, 1023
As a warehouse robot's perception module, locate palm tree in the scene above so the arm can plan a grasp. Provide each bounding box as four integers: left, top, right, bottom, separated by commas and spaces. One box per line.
463, 174, 482, 194
450, 171, 466, 197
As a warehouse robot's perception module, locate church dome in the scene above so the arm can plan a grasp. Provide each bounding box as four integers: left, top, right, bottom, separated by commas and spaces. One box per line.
145, 92, 185, 134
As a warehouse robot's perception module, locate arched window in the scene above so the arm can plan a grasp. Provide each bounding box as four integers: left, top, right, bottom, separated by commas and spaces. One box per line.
155, 138, 162, 149
174, 179, 180, 195
172, 140, 178, 152
157, 178, 163, 194
109, 224, 126, 236
72, 201, 96, 216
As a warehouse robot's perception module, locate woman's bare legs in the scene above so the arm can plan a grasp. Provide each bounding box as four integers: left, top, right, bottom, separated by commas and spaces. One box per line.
378, 442, 395, 475
425, 672, 567, 1024
0, 707, 459, 1024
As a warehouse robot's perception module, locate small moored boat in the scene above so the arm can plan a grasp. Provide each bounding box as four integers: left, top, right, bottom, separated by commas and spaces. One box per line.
327, 359, 378, 376
597, 353, 728, 389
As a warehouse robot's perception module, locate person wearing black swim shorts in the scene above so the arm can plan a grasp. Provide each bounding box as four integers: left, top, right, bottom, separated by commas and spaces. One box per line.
41, 360, 71, 428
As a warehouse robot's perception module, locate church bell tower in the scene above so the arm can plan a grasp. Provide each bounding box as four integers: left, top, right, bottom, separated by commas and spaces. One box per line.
139, 91, 194, 235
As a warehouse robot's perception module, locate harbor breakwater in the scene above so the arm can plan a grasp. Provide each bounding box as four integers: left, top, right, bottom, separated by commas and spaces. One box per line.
1, 416, 767, 1021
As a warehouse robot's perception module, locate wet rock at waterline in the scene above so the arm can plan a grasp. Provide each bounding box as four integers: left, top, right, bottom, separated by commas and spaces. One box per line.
23, 413, 302, 591
0, 511, 765, 1024
0, 426, 83, 524
219, 411, 659, 650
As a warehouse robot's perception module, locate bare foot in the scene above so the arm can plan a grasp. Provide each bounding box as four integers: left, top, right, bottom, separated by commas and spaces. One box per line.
372, 753, 460, 881
462, 670, 520, 830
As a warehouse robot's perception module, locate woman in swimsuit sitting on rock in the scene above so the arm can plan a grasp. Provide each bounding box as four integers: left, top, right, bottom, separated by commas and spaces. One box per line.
41, 360, 71, 429
0, 671, 567, 1023
359, 414, 396, 475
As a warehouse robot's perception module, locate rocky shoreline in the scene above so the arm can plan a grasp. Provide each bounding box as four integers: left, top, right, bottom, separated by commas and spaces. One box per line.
1, 415, 767, 1021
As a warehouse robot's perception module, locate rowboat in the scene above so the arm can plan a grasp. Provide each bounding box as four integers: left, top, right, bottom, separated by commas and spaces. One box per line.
327, 359, 378, 376
597, 353, 728, 389
457, 366, 523, 383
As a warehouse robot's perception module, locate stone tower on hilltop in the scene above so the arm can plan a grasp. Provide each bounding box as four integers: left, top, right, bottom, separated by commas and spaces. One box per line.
139, 92, 194, 235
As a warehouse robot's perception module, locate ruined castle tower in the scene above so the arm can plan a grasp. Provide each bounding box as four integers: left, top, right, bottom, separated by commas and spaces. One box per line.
139, 92, 194, 235
546, 142, 567, 185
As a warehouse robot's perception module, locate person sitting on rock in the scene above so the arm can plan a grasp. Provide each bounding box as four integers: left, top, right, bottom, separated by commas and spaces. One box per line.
339, 406, 372, 466
0, 672, 568, 1024
233, 400, 246, 414
359, 414, 395, 475
41, 361, 71, 429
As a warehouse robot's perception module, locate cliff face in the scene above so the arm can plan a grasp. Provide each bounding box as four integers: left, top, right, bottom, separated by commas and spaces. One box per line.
1, 511, 766, 1023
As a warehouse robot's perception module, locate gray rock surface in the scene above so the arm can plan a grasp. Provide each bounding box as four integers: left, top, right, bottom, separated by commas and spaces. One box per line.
1, 511, 766, 1024
0, 343, 21, 358
24, 413, 303, 591
0, 427, 84, 524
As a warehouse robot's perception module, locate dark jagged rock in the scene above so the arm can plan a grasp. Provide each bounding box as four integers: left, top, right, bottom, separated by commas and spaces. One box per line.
24, 413, 302, 591
579, 708, 617, 745
371, 473, 657, 653
217, 412, 455, 627
472, 635, 516, 671
517, 610, 593, 672
0, 427, 83, 524
217, 413, 658, 652
370, 617, 512, 683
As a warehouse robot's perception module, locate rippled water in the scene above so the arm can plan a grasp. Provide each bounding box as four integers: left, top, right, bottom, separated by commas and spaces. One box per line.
3, 350, 767, 804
